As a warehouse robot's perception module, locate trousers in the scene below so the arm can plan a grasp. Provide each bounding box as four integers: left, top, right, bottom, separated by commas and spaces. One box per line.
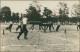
17, 25, 28, 39
56, 25, 60, 31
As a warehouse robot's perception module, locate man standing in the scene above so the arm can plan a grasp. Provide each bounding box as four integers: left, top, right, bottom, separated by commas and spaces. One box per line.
77, 22, 80, 31
17, 14, 28, 40
56, 21, 60, 32
5, 21, 13, 32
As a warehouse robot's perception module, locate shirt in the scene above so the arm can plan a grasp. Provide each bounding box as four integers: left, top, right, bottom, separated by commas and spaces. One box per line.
22, 17, 28, 25
77, 22, 80, 25
9, 21, 12, 24
57, 22, 60, 25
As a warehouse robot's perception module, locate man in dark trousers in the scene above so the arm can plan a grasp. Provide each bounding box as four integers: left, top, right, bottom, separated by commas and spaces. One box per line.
56, 21, 60, 32
3, 21, 13, 35
77, 22, 80, 31
17, 14, 28, 40
4, 21, 13, 32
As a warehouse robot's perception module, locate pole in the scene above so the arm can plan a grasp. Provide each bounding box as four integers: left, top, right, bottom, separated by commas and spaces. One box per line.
38, 30, 41, 46
64, 28, 67, 43
79, 0, 80, 51
0, 0, 1, 51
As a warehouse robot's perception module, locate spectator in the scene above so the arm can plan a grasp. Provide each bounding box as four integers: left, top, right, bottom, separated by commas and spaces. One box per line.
77, 22, 80, 31
56, 21, 60, 32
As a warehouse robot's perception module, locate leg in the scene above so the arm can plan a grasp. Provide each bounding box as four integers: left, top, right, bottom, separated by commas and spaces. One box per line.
6, 27, 11, 32
39, 25, 42, 31
3, 29, 5, 35
77, 25, 79, 30
24, 30, 28, 39
23, 25, 28, 39
56, 25, 59, 31
32, 24, 34, 30
43, 25, 48, 32
51, 25, 54, 30
17, 30, 23, 40
6, 27, 9, 29
56, 25, 60, 31
16, 26, 20, 31
30, 24, 34, 30
49, 26, 51, 32
41, 26, 44, 30
9, 28, 11, 32
78, 25, 80, 30
9, 24, 13, 32
29, 25, 33, 30
3, 27, 9, 34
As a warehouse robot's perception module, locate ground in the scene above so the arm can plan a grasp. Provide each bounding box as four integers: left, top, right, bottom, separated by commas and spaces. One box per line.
0, 23, 80, 52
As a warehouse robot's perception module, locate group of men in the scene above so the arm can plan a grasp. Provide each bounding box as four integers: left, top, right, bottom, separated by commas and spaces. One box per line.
3, 14, 61, 40
3, 14, 28, 40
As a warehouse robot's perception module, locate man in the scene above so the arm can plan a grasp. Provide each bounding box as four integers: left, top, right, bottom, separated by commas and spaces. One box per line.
17, 14, 28, 40
5, 21, 13, 32
48, 22, 54, 32
3, 21, 13, 35
77, 22, 80, 31
56, 21, 60, 32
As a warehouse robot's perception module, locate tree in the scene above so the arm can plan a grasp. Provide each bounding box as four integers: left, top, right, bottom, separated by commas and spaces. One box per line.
72, 4, 80, 22
11, 12, 16, 22
27, 5, 41, 21
43, 7, 53, 22
58, 2, 69, 24
11, 12, 19, 22
15, 13, 19, 22
1, 6, 11, 22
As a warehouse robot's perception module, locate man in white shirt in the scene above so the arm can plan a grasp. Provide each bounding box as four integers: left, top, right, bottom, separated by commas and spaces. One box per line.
17, 14, 28, 40
22, 17, 28, 24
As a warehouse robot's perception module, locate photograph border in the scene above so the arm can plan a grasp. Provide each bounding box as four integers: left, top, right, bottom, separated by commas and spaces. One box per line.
0, 0, 80, 52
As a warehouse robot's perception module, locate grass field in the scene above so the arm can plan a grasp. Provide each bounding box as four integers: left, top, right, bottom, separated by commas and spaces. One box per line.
0, 24, 80, 52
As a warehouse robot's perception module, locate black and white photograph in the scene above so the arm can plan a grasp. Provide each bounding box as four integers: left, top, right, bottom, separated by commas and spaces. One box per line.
0, 0, 80, 52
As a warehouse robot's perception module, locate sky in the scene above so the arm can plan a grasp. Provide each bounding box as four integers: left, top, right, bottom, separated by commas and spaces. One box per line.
1, 0, 79, 17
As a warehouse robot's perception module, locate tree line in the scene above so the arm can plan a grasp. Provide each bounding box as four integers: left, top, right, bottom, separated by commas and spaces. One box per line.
0, 2, 80, 24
